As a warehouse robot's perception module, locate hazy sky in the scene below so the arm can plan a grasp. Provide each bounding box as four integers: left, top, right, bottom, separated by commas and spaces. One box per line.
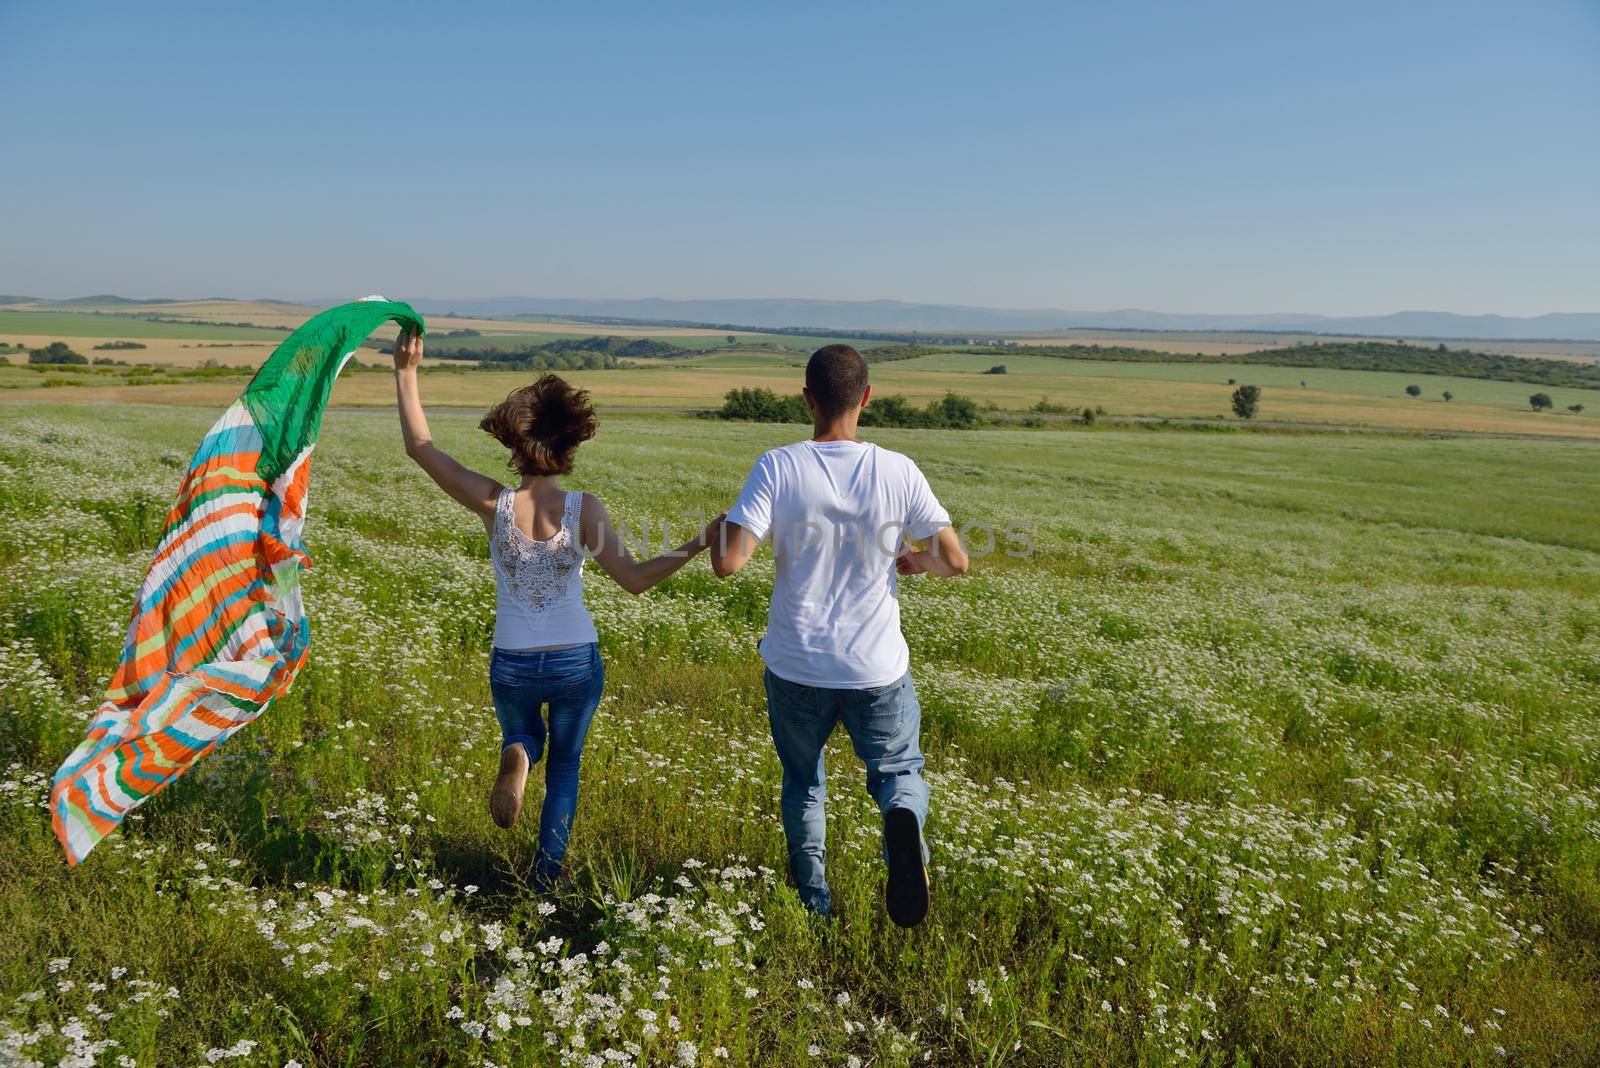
3, 1, 1597, 315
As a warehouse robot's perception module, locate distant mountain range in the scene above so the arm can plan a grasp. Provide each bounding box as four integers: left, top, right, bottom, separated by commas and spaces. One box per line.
9, 292, 1600, 341
396, 297, 1600, 342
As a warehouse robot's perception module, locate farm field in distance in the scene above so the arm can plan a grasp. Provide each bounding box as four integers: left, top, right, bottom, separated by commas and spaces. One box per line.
5, 350, 1598, 440
0, 301, 773, 367
1, 401, 1597, 1064
3, 298, 1597, 439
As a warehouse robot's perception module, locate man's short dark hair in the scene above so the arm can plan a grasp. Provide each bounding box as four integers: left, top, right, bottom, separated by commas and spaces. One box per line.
805, 344, 869, 418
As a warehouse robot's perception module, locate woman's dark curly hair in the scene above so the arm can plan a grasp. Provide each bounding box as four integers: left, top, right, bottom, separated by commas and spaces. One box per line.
479, 374, 597, 477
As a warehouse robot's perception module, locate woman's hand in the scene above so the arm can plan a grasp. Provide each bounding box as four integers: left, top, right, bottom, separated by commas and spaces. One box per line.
697, 512, 729, 555
393, 328, 424, 372
896, 543, 928, 576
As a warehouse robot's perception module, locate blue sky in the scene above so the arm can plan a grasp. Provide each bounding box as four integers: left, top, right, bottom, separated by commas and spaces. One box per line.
2, 1, 1597, 314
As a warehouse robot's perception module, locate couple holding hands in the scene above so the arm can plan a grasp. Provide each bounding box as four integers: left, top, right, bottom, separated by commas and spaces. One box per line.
392, 334, 967, 927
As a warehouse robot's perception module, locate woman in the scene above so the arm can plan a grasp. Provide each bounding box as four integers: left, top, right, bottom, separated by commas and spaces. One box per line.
391, 328, 719, 889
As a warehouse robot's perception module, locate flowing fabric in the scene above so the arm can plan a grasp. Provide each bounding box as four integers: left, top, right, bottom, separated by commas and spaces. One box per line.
50, 298, 425, 865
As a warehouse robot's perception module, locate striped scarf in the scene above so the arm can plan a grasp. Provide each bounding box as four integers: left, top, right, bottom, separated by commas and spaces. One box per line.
50, 298, 425, 865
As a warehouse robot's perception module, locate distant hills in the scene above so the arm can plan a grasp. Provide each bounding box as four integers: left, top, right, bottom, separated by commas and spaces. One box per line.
9, 292, 1600, 342
399, 297, 1600, 342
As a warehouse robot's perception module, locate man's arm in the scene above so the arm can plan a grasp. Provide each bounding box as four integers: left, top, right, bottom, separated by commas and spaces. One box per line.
897, 526, 969, 577
710, 520, 761, 578
713, 453, 775, 578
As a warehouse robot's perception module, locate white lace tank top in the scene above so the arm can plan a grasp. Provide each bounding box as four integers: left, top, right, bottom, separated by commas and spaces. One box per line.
487, 488, 599, 650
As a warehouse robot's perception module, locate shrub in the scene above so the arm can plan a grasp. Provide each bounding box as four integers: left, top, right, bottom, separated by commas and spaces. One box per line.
1231, 384, 1261, 419
862, 391, 983, 429
718, 389, 986, 429
1443, 391, 1453, 402
27, 341, 86, 365
1569, 404, 1585, 414
1530, 393, 1553, 412
1405, 384, 1422, 398
983, 365, 1007, 375
717, 387, 810, 423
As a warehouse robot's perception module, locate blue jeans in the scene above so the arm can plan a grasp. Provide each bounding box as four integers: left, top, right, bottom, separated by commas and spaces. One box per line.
488, 643, 604, 882
763, 668, 930, 917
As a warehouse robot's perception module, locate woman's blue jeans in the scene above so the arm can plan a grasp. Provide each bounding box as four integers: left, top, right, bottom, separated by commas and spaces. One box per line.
488, 643, 604, 884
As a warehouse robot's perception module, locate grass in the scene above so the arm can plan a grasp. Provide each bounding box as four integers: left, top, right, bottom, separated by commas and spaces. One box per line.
892, 350, 1597, 405
5, 351, 1596, 439
1, 400, 1597, 1065
0, 311, 291, 341
5, 307, 1598, 439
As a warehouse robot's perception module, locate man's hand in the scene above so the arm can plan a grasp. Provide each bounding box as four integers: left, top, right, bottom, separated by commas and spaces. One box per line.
393, 328, 424, 372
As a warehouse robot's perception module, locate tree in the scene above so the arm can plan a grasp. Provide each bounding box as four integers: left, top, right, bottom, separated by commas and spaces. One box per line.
1442, 391, 1453, 402
982, 364, 1007, 375
854, 391, 984, 429
1569, 404, 1585, 414
929, 391, 981, 428
1530, 392, 1553, 412
1405, 384, 1422, 398
1079, 406, 1097, 426
1231, 384, 1261, 419
28, 341, 86, 365
726, 336, 736, 345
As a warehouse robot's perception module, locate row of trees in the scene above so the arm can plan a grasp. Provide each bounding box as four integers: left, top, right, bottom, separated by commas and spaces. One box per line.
411, 334, 692, 365
473, 351, 618, 373
1404, 383, 1584, 412
717, 388, 983, 429
371, 333, 689, 369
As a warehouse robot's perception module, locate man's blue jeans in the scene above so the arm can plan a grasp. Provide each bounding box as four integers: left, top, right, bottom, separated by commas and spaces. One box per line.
763, 667, 930, 916
488, 643, 604, 884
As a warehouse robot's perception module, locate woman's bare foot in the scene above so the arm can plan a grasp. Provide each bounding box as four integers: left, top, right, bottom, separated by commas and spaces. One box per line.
490, 743, 530, 828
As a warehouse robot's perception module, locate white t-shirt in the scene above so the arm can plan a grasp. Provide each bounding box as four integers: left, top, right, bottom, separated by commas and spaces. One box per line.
727, 439, 952, 689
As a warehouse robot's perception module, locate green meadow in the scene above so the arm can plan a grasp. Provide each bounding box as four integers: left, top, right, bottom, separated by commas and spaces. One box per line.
890, 350, 1600, 411
0, 311, 291, 342
2, 400, 1597, 1065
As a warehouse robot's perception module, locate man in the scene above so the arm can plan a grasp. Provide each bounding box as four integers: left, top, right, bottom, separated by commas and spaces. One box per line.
711, 344, 968, 927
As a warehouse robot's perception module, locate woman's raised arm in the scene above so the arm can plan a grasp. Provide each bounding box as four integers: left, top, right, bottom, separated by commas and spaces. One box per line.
393, 329, 502, 517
